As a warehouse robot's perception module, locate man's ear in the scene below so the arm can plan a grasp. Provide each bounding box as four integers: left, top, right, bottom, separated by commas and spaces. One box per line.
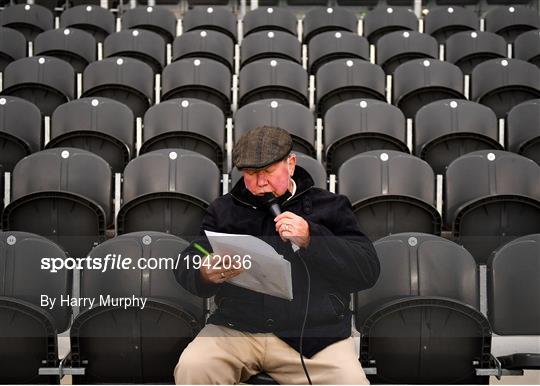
288, 153, 297, 176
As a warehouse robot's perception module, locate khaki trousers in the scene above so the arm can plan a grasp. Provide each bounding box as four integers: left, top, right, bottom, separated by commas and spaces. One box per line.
174, 324, 369, 385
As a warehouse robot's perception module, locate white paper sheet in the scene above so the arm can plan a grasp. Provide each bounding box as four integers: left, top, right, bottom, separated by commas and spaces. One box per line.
205, 230, 293, 300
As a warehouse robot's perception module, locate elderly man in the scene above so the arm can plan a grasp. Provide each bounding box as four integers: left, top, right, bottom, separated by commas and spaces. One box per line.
174, 126, 380, 384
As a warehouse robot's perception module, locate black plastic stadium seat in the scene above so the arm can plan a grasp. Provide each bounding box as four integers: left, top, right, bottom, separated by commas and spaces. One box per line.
514, 29, 540, 68
302, 7, 357, 44
308, 31, 369, 75
81, 56, 154, 118
2, 148, 111, 260
484, 5, 540, 43
240, 30, 301, 69
141, 98, 225, 171
182, 6, 237, 43
116, 149, 220, 239
173, 30, 234, 71
59, 5, 116, 44
0, 297, 60, 384
423, 6, 479, 44
445, 150, 540, 264
34, 28, 96, 74
376, 30, 438, 75
0, 27, 26, 72
471, 58, 540, 118
121, 6, 177, 44
338, 150, 441, 241
46, 97, 134, 173
445, 31, 507, 76
506, 99, 540, 165
242, 7, 297, 37
234, 98, 315, 157
104, 29, 166, 74
0, 96, 42, 172
238, 59, 308, 107
363, 6, 418, 44
488, 234, 540, 371
414, 99, 502, 174
0, 4, 53, 42
161, 58, 232, 115
316, 59, 386, 117
393, 58, 465, 118
0, 231, 72, 333
355, 233, 491, 384
69, 231, 205, 383
1, 56, 75, 117
324, 99, 408, 174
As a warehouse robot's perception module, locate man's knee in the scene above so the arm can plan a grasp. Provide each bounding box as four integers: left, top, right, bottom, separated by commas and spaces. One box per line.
174, 343, 237, 385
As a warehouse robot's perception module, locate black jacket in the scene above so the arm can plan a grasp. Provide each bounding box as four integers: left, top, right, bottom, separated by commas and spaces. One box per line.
175, 167, 380, 357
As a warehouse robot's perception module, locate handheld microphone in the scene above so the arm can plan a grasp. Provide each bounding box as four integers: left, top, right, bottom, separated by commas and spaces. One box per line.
262, 193, 282, 217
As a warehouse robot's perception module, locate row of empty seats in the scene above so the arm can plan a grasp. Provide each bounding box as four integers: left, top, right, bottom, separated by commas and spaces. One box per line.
1, 230, 538, 383
1, 145, 539, 264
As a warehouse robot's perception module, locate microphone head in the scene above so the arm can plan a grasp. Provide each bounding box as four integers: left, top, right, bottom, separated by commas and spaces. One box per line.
262, 193, 282, 216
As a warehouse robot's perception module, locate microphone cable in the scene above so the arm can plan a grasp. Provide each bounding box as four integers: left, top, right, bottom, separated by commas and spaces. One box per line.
297, 251, 313, 385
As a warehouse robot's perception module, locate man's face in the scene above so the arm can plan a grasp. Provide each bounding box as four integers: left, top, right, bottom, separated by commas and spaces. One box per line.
242, 154, 296, 197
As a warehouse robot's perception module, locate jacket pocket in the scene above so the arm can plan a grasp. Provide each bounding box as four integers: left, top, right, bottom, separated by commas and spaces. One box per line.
328, 293, 347, 320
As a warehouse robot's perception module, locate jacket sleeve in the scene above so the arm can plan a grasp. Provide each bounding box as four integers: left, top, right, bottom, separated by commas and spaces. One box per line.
301, 194, 380, 294
174, 203, 222, 298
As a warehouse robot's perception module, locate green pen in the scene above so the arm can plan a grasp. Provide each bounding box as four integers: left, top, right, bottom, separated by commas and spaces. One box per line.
193, 243, 211, 257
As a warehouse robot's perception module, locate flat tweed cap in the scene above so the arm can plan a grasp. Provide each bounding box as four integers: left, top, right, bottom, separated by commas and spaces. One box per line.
233, 126, 293, 169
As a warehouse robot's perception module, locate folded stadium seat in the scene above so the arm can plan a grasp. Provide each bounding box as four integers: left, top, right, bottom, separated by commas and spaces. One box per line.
59, 5, 116, 43
182, 6, 237, 43
387, 0, 428, 4
81, 56, 154, 119
338, 150, 441, 241
324, 99, 408, 175
0, 96, 41, 172
238, 59, 308, 107
316, 59, 386, 117
487, 234, 540, 371
0, 164, 4, 210
140, 98, 226, 171
0, 4, 53, 42
46, 97, 134, 173
2, 148, 111, 260
486, 0, 533, 3
242, 7, 297, 37
0, 231, 72, 333
0, 27, 26, 72
423, 6, 479, 44
445, 31, 507, 76
307, 31, 370, 75
363, 6, 418, 45
121, 6, 177, 44
234, 98, 315, 157
484, 5, 540, 43
355, 233, 491, 384
161, 58, 232, 115
393, 58, 465, 118
69, 231, 206, 383
376, 30, 438, 75
34, 28, 96, 74
0, 297, 60, 384
506, 99, 540, 165
445, 150, 540, 264
240, 30, 302, 69
301, 7, 357, 44
337, 0, 378, 5
116, 149, 220, 239
471, 58, 540, 118
436, 0, 479, 4
230, 153, 327, 190
1, 56, 75, 117
172, 29, 234, 72
103, 29, 166, 74
514, 29, 540, 68
414, 99, 502, 174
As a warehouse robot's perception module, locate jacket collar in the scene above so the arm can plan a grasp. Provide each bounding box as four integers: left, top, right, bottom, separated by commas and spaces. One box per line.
230, 166, 315, 209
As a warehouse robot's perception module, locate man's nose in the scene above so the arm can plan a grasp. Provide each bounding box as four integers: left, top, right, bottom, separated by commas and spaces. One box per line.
257, 173, 267, 186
